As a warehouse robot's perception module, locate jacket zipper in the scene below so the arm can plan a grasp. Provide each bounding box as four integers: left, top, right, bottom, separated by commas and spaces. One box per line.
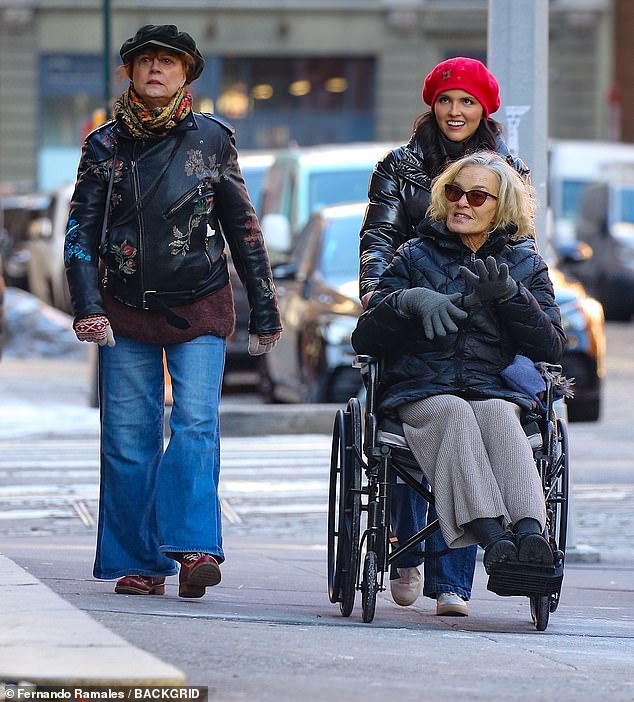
164, 182, 206, 218
130, 144, 146, 301
456, 250, 476, 388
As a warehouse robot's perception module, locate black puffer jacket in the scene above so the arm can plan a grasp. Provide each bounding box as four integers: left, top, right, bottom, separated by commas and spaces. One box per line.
64, 112, 281, 335
359, 134, 529, 299
351, 221, 566, 416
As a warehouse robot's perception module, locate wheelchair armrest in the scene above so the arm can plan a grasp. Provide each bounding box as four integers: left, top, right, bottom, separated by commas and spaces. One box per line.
353, 354, 378, 370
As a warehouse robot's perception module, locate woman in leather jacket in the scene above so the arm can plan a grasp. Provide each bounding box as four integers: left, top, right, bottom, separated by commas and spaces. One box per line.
353, 151, 565, 577
359, 57, 529, 616
64, 25, 282, 598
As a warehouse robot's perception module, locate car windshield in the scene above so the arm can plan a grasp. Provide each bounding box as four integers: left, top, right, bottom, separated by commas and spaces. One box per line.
561, 180, 593, 220
309, 169, 373, 213
241, 167, 268, 212
610, 185, 634, 241
320, 213, 362, 282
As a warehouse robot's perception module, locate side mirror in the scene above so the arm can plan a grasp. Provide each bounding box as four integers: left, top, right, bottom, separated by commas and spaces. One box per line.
557, 240, 593, 265
28, 216, 53, 239
261, 213, 291, 255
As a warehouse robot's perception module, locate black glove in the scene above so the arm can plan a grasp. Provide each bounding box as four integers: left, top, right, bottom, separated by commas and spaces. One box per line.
459, 256, 518, 306
398, 287, 468, 340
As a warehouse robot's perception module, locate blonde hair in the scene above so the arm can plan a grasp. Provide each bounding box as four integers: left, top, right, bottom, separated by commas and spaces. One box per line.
427, 151, 535, 240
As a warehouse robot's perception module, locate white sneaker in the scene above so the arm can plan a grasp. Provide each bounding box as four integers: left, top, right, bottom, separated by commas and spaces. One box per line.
390, 566, 422, 606
436, 592, 469, 616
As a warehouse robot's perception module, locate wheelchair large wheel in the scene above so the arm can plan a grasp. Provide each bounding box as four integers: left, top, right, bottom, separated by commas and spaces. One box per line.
327, 398, 362, 617
544, 417, 569, 615
530, 594, 550, 631
361, 550, 378, 624
550, 417, 570, 556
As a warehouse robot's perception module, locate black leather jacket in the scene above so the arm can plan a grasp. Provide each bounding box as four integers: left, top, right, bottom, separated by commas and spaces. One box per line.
359, 134, 530, 299
64, 112, 281, 334
352, 221, 565, 416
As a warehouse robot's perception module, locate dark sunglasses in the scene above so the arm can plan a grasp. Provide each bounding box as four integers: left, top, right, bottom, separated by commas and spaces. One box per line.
444, 183, 498, 207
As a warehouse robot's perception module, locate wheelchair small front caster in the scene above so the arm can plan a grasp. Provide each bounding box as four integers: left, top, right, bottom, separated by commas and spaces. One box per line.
361, 550, 378, 623
530, 594, 550, 631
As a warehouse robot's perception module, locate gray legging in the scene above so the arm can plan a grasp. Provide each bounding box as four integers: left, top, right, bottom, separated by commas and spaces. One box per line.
398, 395, 546, 549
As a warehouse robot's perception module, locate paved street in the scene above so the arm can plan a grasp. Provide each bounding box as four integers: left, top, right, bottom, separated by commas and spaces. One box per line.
1, 322, 634, 700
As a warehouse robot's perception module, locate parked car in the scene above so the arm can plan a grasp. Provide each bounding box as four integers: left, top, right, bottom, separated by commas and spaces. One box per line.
558, 178, 634, 321
0, 192, 51, 291
259, 202, 364, 403
258, 142, 396, 262
225, 150, 275, 373
27, 182, 73, 313
259, 203, 606, 422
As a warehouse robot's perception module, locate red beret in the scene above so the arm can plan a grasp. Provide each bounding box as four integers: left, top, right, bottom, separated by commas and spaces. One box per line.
422, 56, 501, 118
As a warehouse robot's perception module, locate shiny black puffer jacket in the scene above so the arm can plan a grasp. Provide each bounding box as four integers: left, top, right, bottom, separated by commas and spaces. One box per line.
359, 134, 529, 299
64, 112, 281, 334
352, 221, 565, 416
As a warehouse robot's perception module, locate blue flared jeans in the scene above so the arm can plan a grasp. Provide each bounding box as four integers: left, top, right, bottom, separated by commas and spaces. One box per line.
94, 334, 226, 580
390, 480, 477, 601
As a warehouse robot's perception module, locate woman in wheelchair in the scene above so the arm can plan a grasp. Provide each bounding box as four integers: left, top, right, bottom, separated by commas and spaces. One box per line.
351, 151, 566, 575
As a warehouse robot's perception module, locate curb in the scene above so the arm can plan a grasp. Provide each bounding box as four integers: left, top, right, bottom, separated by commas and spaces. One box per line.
0, 554, 186, 686
219, 403, 338, 436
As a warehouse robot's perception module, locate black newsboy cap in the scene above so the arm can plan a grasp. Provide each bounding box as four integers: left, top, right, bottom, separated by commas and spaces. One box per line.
120, 24, 205, 82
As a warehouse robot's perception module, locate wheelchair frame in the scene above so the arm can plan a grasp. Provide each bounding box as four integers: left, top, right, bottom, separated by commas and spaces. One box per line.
327, 355, 569, 631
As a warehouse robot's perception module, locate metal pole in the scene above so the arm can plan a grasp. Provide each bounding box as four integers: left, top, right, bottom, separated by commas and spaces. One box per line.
103, 0, 111, 108
487, 1, 598, 562
487, 0, 549, 252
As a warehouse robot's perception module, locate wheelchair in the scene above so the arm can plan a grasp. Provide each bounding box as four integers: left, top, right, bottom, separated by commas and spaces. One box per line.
327, 355, 569, 631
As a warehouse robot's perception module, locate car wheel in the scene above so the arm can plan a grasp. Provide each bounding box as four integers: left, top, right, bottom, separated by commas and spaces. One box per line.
257, 356, 280, 403
299, 372, 328, 403
566, 396, 600, 423
328, 366, 364, 404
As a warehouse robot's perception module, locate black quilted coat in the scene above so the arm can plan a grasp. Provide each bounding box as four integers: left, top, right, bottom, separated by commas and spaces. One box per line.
64, 112, 281, 335
359, 133, 529, 299
351, 221, 566, 416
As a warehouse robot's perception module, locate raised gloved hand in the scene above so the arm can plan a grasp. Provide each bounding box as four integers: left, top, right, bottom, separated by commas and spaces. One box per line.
459, 256, 518, 306
398, 287, 468, 341
248, 331, 282, 356
73, 314, 116, 347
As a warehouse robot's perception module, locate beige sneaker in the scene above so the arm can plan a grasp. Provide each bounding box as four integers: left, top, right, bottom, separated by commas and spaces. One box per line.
436, 592, 468, 616
390, 566, 422, 606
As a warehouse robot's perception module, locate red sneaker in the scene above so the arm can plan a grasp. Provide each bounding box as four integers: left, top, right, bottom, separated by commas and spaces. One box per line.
176, 553, 221, 598
114, 575, 166, 595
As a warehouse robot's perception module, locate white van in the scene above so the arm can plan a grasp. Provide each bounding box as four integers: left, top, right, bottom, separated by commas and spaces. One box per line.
259, 142, 397, 260
548, 139, 634, 246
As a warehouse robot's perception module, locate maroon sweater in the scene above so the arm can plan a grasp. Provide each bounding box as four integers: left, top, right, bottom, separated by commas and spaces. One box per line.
103, 282, 235, 345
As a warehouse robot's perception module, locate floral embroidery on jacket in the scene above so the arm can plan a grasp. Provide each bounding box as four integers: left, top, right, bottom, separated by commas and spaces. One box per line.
184, 149, 221, 182
82, 156, 124, 184
244, 211, 263, 247
64, 218, 92, 265
170, 214, 203, 256
260, 277, 276, 300
111, 240, 137, 274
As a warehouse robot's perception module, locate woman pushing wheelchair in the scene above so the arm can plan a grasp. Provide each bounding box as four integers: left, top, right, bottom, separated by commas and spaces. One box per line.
351, 151, 566, 574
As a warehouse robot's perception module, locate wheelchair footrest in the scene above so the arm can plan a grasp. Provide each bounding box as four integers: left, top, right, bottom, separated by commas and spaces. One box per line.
487, 561, 564, 598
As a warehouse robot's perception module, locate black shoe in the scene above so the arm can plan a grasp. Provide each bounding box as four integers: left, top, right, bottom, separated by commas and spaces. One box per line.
483, 535, 518, 575
517, 533, 553, 566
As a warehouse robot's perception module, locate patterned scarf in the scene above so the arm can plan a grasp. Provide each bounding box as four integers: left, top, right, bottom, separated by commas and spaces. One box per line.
113, 85, 193, 138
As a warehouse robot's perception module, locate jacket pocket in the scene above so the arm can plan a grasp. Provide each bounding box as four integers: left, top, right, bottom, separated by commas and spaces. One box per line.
163, 179, 215, 219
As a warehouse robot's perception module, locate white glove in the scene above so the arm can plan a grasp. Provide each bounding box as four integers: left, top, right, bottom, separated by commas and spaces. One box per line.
248, 332, 281, 356
74, 314, 116, 347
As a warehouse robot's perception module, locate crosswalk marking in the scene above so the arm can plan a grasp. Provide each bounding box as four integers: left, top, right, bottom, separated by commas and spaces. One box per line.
0, 435, 333, 532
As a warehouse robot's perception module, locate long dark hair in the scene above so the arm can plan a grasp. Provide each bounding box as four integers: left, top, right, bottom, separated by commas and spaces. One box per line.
412, 111, 504, 179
